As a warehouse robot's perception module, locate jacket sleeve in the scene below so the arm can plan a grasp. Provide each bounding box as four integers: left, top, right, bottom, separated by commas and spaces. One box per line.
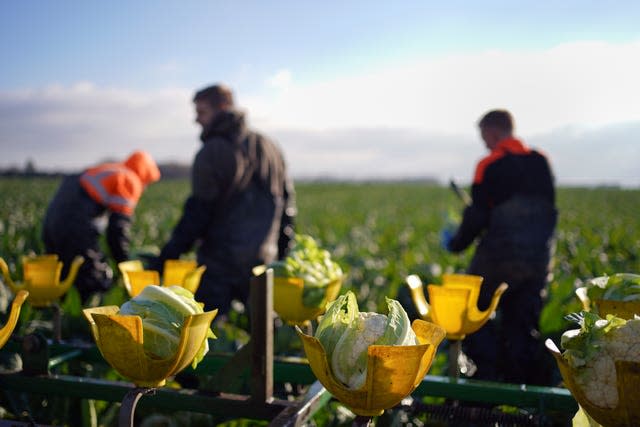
448, 182, 490, 252
448, 204, 489, 252
156, 143, 230, 267
157, 196, 215, 264
278, 175, 297, 259
106, 212, 132, 263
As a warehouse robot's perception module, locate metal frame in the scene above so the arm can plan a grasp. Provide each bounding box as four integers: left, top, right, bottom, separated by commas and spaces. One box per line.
0, 270, 331, 426
0, 270, 577, 425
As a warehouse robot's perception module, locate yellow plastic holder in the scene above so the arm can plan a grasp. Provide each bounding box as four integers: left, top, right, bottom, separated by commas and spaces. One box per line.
297, 319, 446, 417
118, 260, 205, 297
252, 265, 343, 326
123, 270, 160, 297
406, 273, 508, 340
442, 273, 484, 287
275, 276, 342, 326
596, 300, 640, 319
178, 265, 206, 294
163, 260, 197, 286
117, 260, 145, 290
83, 306, 218, 387
0, 255, 84, 307
546, 338, 640, 427
0, 290, 29, 349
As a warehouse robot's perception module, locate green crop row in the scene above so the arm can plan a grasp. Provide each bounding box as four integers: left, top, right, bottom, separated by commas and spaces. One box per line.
0, 177, 638, 425
1, 177, 639, 337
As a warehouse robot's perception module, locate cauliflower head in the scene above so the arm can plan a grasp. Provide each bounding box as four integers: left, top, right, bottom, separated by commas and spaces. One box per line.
315, 291, 418, 390
561, 311, 640, 408
267, 234, 343, 307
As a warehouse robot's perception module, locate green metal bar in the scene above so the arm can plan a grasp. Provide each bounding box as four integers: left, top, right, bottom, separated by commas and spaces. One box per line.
273, 356, 317, 385
48, 349, 83, 369
3, 342, 577, 414
2, 339, 104, 363
3, 343, 316, 382
0, 373, 292, 420
192, 353, 317, 384
415, 375, 577, 413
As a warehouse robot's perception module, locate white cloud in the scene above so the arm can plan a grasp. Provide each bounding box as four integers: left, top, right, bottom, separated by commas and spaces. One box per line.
0, 84, 197, 170
246, 40, 640, 137
0, 40, 639, 186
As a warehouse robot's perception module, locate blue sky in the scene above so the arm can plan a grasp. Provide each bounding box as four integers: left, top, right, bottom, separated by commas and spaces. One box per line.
3, 1, 639, 90
1, 1, 640, 185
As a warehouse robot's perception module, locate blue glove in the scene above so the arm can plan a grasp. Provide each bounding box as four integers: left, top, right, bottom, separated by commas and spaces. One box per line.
440, 228, 454, 251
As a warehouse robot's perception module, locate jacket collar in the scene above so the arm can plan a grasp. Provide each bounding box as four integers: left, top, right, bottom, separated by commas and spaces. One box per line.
200, 110, 246, 143
493, 137, 530, 155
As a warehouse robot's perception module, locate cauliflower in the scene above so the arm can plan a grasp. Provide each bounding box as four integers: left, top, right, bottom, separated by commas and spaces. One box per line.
315, 291, 418, 389
119, 285, 216, 369
267, 234, 343, 307
561, 311, 640, 408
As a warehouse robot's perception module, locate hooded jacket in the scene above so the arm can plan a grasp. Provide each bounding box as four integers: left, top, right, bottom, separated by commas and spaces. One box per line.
157, 110, 295, 293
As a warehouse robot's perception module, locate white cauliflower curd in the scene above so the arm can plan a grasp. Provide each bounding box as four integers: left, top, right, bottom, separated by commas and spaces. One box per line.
561, 311, 640, 408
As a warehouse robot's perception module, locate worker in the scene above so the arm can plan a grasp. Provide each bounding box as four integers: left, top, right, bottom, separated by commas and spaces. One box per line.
43, 151, 161, 303
442, 109, 557, 384
151, 83, 296, 315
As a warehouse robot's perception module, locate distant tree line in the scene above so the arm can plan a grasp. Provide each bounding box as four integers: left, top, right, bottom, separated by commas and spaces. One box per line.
1, 159, 443, 183
0, 159, 192, 179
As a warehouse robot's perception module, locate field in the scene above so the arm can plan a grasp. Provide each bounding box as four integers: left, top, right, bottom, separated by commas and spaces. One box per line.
1, 177, 639, 424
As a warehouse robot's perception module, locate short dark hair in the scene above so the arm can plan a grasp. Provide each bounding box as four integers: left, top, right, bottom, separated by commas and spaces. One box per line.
193, 84, 234, 108
478, 109, 514, 133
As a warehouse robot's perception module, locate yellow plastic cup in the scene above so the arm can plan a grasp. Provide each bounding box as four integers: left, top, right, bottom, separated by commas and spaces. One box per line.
297, 319, 445, 416
407, 273, 508, 340
83, 306, 217, 387
118, 260, 205, 297
0, 255, 84, 307
163, 260, 198, 286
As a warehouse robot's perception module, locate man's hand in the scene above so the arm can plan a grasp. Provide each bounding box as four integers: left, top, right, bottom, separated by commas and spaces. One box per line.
440, 228, 455, 251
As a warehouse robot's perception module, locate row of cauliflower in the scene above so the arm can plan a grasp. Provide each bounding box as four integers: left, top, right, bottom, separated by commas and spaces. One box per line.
122, 234, 640, 415
6, 233, 639, 424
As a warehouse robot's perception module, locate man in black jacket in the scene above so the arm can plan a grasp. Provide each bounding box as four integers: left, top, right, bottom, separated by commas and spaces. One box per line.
443, 110, 557, 384
152, 84, 295, 314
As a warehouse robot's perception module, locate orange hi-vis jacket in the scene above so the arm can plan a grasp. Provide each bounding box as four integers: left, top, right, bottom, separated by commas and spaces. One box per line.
79, 151, 160, 217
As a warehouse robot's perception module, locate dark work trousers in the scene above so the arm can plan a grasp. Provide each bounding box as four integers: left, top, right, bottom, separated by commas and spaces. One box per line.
463, 254, 549, 385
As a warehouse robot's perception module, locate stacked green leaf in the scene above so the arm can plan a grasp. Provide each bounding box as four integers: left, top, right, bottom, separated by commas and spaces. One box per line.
268, 234, 343, 307
119, 285, 216, 369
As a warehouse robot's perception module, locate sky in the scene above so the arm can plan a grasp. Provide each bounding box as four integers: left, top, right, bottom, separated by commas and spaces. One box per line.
1, 1, 639, 186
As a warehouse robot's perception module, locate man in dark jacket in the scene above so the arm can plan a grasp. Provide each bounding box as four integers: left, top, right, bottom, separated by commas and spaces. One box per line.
153, 84, 296, 314
443, 110, 557, 385
43, 151, 161, 303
